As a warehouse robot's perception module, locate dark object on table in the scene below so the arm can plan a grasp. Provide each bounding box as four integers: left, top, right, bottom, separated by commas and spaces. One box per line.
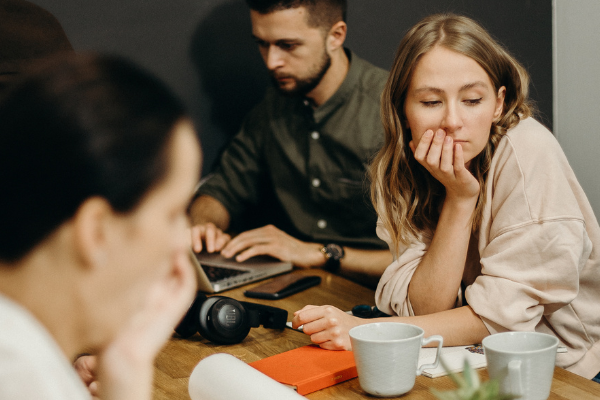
175, 291, 288, 344
352, 304, 392, 319
244, 275, 322, 300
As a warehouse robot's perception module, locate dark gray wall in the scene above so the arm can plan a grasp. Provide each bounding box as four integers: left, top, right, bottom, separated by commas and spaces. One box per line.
29, 0, 552, 175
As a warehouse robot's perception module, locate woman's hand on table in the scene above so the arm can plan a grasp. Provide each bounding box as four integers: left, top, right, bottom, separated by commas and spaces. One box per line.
292, 305, 366, 350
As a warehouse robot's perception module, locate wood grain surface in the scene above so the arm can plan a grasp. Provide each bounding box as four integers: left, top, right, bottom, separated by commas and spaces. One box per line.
153, 269, 600, 399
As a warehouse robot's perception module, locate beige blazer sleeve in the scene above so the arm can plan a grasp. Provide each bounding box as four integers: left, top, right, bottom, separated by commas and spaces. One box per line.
465, 118, 594, 335
468, 220, 591, 333
374, 219, 433, 316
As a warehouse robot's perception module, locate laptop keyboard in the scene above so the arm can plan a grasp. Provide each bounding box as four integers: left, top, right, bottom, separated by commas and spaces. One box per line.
202, 264, 250, 282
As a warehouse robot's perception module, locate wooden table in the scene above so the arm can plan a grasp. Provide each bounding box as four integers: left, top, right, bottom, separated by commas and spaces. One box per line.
153, 269, 600, 399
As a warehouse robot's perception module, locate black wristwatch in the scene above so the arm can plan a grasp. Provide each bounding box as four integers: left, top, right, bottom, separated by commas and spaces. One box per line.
321, 243, 345, 272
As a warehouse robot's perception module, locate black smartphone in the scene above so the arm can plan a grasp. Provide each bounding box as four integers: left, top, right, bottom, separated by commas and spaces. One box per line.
244, 274, 321, 300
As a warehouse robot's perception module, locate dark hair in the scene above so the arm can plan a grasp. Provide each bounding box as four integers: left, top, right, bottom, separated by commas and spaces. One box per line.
0, 53, 187, 262
245, 0, 346, 29
0, 0, 74, 95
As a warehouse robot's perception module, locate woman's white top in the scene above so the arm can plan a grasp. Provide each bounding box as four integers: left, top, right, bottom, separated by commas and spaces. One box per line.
0, 293, 91, 399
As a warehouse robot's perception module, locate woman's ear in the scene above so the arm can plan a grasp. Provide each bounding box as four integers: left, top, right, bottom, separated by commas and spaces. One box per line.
72, 197, 114, 269
493, 86, 506, 121
326, 21, 347, 52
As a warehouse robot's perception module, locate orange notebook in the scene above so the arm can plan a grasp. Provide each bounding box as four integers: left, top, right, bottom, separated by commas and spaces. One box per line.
249, 344, 357, 395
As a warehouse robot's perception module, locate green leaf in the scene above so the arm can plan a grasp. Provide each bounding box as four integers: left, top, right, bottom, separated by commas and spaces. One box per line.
440, 358, 466, 388
430, 355, 519, 400
462, 359, 480, 389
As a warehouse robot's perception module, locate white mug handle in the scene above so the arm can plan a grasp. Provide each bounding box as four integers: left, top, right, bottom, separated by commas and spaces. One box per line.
417, 335, 444, 376
508, 359, 523, 396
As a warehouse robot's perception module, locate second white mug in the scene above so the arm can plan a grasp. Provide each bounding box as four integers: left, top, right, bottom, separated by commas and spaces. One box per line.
483, 331, 558, 400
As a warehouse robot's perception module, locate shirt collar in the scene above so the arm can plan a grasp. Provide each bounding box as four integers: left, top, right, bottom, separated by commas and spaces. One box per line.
311, 49, 365, 122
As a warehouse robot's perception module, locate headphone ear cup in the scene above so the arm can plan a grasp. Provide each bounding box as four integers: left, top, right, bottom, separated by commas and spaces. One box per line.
174, 291, 207, 338
197, 296, 251, 345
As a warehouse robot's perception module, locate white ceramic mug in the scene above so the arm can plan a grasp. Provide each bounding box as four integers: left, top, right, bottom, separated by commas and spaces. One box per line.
482, 332, 558, 400
349, 322, 443, 397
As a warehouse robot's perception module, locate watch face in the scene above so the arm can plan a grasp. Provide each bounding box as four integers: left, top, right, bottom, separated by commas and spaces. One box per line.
326, 243, 344, 261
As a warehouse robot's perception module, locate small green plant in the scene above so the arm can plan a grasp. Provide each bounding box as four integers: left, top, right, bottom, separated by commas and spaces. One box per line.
431, 359, 517, 400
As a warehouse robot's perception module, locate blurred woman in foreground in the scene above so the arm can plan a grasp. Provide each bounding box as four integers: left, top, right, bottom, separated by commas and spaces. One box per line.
0, 54, 200, 398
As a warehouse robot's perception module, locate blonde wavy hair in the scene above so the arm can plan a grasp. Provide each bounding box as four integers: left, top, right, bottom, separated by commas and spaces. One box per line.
370, 13, 533, 254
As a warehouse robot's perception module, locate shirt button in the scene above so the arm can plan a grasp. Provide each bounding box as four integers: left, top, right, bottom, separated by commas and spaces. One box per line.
311, 131, 320, 140
303, 99, 310, 106
317, 219, 327, 229
312, 178, 321, 187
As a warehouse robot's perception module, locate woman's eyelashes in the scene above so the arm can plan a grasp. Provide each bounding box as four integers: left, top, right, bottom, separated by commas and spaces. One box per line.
464, 97, 483, 106
419, 97, 483, 107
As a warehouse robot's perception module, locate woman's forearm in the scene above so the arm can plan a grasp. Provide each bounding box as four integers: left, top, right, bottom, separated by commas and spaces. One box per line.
376, 306, 489, 346
408, 196, 477, 314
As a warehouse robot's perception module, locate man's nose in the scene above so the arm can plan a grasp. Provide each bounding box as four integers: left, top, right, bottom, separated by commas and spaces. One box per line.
265, 46, 285, 70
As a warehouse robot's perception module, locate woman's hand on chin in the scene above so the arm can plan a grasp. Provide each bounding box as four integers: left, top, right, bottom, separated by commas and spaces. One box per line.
73, 354, 100, 400
96, 250, 197, 400
410, 129, 480, 201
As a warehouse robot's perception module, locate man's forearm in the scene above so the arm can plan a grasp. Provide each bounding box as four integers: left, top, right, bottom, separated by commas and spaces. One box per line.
337, 248, 393, 288
340, 248, 393, 275
188, 194, 231, 230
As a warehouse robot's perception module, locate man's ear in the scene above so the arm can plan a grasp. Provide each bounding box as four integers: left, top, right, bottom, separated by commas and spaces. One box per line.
72, 197, 114, 269
326, 21, 347, 52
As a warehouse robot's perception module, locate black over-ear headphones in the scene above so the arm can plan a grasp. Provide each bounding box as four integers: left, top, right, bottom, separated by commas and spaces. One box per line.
175, 291, 288, 344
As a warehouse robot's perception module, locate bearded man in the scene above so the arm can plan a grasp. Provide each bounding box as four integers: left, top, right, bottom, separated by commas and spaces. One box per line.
189, 0, 391, 285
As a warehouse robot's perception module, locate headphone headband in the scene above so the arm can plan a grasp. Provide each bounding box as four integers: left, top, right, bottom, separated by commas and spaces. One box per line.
240, 301, 288, 329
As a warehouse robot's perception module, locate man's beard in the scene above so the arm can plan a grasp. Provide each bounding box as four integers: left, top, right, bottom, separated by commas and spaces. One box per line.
270, 49, 331, 97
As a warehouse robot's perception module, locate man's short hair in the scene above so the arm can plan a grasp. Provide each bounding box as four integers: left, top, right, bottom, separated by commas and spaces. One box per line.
246, 0, 346, 30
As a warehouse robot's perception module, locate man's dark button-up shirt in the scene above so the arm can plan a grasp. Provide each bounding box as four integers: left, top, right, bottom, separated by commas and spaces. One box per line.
199, 51, 388, 249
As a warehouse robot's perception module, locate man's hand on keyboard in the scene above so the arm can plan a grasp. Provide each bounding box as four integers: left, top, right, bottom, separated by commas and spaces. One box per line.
220, 224, 325, 268
190, 222, 231, 253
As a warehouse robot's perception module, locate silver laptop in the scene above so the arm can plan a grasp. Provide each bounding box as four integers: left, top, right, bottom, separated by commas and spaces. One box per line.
189, 250, 293, 293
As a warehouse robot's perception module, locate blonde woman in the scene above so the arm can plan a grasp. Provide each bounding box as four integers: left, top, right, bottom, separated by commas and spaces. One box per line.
292, 13, 600, 380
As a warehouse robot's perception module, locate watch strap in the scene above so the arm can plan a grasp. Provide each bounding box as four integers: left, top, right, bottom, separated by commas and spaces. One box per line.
321, 243, 344, 272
